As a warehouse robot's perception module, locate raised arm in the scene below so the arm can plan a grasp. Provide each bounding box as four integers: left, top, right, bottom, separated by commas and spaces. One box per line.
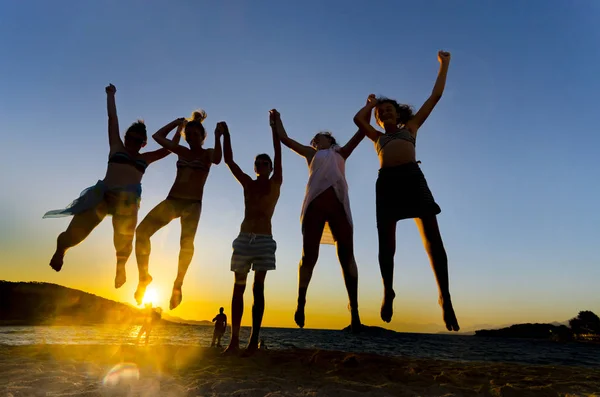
142, 123, 183, 164
269, 110, 283, 184
152, 118, 189, 156
222, 122, 252, 187
406, 51, 450, 132
353, 94, 381, 142
209, 123, 223, 165
106, 84, 123, 149
273, 113, 315, 162
338, 130, 365, 160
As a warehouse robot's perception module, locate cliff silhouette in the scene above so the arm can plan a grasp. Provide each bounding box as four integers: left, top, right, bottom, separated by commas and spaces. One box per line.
0, 281, 209, 326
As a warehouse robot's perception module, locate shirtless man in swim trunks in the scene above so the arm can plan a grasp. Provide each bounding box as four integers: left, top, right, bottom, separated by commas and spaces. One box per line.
221, 110, 282, 356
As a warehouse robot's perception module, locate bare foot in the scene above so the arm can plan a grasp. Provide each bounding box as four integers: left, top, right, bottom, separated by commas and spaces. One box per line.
380, 289, 395, 323
241, 340, 259, 358
114, 266, 126, 289
49, 250, 64, 272
294, 305, 305, 328
170, 287, 182, 310
439, 295, 460, 331
222, 343, 240, 355
134, 275, 153, 305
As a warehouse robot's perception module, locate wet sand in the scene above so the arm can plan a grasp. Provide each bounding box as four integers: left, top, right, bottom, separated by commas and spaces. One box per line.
0, 344, 599, 396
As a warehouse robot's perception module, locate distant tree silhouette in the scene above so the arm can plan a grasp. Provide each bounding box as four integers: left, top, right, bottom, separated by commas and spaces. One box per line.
569, 311, 600, 335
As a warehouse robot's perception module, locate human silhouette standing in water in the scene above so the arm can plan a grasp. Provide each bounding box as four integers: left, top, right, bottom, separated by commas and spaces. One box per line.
44, 84, 179, 288
134, 110, 222, 310
211, 307, 227, 347
353, 51, 460, 331
136, 303, 161, 345
275, 111, 368, 332
222, 111, 282, 356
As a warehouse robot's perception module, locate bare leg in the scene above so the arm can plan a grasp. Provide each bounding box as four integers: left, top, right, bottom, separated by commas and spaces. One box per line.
295, 203, 326, 328
224, 272, 247, 354
415, 216, 459, 331
243, 271, 267, 357
211, 330, 217, 347
51, 202, 108, 271
170, 203, 201, 310
136, 325, 146, 344
112, 210, 137, 289
145, 325, 152, 345
377, 219, 397, 323
134, 200, 176, 305
328, 203, 362, 332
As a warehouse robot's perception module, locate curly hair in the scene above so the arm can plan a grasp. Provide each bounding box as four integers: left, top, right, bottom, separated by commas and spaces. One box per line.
310, 131, 338, 149
125, 119, 147, 142
183, 109, 207, 144
375, 97, 414, 126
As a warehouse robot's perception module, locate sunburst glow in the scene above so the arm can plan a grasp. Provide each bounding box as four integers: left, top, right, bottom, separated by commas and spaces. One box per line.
142, 287, 159, 306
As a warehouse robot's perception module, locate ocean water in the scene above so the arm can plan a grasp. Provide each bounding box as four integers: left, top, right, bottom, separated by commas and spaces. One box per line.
1, 325, 598, 368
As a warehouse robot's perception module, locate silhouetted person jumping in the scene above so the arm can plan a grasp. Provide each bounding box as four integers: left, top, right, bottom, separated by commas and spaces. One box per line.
353, 51, 460, 332
44, 84, 178, 288
134, 111, 222, 310
275, 111, 367, 331
222, 111, 282, 357
211, 307, 227, 347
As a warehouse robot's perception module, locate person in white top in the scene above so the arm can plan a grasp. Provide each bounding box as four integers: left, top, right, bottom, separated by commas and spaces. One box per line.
275, 110, 368, 332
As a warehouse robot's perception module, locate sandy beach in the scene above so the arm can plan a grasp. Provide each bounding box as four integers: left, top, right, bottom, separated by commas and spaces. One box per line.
0, 344, 599, 396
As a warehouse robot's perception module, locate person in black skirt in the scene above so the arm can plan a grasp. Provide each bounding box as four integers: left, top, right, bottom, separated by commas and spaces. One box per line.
353, 51, 459, 331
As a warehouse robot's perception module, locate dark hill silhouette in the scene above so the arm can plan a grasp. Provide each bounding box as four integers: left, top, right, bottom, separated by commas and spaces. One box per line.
0, 281, 208, 326
475, 323, 572, 340
161, 313, 212, 326
475, 311, 599, 343
0, 281, 144, 325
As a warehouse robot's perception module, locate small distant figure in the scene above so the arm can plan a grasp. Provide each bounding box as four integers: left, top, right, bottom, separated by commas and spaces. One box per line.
211, 307, 227, 348
136, 303, 161, 345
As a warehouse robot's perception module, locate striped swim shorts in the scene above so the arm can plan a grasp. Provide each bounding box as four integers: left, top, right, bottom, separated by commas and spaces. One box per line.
231, 233, 277, 273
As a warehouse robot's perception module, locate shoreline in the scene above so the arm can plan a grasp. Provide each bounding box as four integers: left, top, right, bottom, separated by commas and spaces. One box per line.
1, 344, 599, 396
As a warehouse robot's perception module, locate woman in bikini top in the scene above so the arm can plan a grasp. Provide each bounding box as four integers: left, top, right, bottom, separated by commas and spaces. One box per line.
45, 84, 178, 290
134, 110, 223, 311
353, 51, 460, 332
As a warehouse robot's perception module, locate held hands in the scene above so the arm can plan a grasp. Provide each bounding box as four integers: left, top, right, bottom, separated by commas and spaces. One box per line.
438, 50, 451, 65
269, 109, 280, 126
105, 84, 116, 95
215, 121, 229, 137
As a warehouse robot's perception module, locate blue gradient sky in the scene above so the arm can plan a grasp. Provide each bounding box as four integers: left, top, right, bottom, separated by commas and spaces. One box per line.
1, 1, 599, 331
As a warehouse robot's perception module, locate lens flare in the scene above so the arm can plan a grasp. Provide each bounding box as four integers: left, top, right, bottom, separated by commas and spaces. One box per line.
102, 362, 140, 386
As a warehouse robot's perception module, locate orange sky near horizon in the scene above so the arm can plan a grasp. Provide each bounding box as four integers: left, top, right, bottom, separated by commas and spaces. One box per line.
2, 234, 591, 334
